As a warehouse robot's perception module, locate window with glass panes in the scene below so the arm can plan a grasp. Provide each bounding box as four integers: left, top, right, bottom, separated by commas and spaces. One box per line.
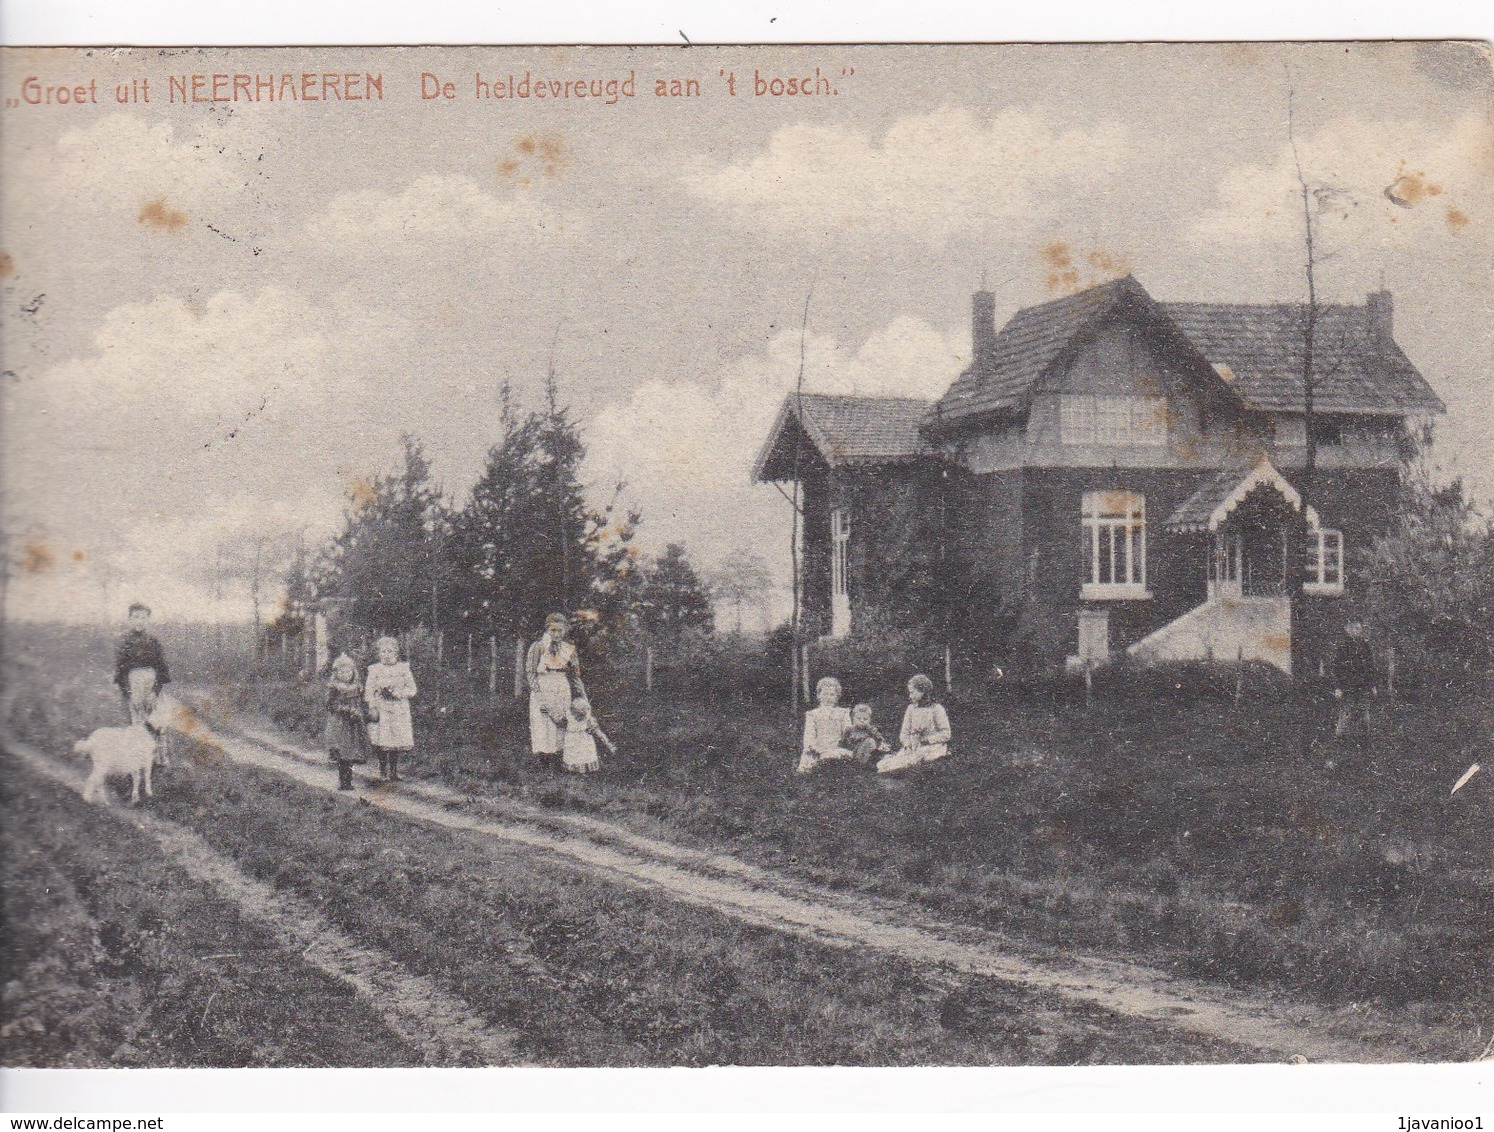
1082, 490, 1147, 594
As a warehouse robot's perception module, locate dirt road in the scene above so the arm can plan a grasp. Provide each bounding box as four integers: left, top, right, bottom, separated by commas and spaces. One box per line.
6, 736, 523, 1068
157, 692, 1441, 1065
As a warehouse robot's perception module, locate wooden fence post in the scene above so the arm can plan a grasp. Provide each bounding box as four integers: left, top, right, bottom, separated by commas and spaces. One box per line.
1387, 647, 1397, 701
1083, 657, 1093, 709
1235, 645, 1244, 706
466, 634, 474, 673
513, 640, 525, 699
436, 631, 444, 667
489, 635, 498, 694
790, 639, 800, 709
944, 645, 953, 696
645, 645, 655, 693
800, 644, 811, 704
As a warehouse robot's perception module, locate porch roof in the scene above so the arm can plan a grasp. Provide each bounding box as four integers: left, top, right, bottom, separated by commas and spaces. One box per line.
1166, 457, 1320, 533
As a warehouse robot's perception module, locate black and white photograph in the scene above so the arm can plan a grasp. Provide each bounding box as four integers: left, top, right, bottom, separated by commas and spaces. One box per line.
1, 32, 1492, 1107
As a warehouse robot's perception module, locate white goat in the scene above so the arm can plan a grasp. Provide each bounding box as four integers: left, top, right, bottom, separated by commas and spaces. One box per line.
75, 724, 159, 806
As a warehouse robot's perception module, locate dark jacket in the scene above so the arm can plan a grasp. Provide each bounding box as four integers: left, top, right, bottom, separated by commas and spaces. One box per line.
1333, 635, 1376, 693
114, 630, 171, 693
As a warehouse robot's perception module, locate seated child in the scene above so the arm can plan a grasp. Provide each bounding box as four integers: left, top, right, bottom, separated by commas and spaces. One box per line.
838, 703, 891, 765
562, 696, 615, 774
876, 673, 952, 775
797, 676, 852, 775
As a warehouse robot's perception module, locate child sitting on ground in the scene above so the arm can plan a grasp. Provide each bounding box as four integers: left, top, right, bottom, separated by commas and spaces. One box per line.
876, 673, 951, 775
562, 696, 615, 774
838, 703, 892, 765
797, 676, 852, 775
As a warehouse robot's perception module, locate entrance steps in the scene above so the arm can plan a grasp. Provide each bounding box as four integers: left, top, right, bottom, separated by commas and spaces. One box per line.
1127, 595, 1292, 674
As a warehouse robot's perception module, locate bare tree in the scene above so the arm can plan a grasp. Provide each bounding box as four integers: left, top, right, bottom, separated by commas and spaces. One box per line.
710, 551, 774, 635
1287, 89, 1321, 681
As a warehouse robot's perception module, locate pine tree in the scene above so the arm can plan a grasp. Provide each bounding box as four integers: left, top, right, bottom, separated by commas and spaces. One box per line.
448, 377, 644, 642
639, 543, 714, 634
321, 436, 448, 634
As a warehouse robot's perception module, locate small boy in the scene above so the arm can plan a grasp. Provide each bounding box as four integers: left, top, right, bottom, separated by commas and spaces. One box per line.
838, 703, 892, 765
797, 676, 852, 775
114, 602, 171, 737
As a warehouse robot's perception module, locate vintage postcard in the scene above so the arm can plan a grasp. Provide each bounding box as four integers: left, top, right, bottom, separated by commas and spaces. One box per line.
2, 40, 1492, 1084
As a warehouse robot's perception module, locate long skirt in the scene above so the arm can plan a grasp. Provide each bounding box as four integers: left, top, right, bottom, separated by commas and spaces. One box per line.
368, 698, 414, 751
529, 670, 571, 754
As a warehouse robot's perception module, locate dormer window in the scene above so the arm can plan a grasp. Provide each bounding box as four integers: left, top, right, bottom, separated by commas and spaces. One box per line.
1060, 395, 1167, 447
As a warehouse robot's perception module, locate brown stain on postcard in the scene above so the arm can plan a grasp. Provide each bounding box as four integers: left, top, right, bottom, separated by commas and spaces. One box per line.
20, 542, 55, 574
1384, 168, 1443, 209
1041, 241, 1130, 294
1446, 206, 1470, 232
138, 199, 189, 232
499, 133, 568, 187
0, 251, 14, 278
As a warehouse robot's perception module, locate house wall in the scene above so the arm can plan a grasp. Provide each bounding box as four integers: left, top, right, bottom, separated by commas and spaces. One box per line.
947, 468, 1025, 655
1014, 467, 1210, 664
799, 463, 952, 639
798, 465, 832, 637
1007, 464, 1401, 669
1267, 413, 1407, 470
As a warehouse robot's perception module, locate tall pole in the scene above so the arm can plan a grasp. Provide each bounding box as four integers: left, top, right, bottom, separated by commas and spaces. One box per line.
789, 287, 812, 709
1288, 91, 1319, 682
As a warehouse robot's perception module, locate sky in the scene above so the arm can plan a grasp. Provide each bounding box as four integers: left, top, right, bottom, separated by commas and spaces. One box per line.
2, 41, 1491, 624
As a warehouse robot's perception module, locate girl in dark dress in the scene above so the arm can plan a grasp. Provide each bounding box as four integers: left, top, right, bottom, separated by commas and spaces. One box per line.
325, 652, 371, 791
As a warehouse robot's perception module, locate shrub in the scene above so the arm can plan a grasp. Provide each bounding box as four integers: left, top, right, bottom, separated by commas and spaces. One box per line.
1359, 476, 1494, 691
802, 606, 945, 702
598, 627, 776, 700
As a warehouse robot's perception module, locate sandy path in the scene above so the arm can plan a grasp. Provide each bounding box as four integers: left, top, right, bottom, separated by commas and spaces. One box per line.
5, 735, 524, 1068
176, 699, 1432, 1064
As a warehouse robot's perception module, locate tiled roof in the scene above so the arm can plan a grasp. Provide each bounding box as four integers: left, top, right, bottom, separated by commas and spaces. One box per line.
932, 275, 1443, 427
1159, 301, 1445, 415
1167, 467, 1260, 532
934, 278, 1138, 423
1166, 457, 1320, 532
753, 393, 933, 481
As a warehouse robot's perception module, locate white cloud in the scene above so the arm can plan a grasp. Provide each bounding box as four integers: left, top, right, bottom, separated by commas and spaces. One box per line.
680, 107, 1127, 240
24, 113, 263, 223
581, 316, 966, 601
1189, 112, 1490, 256
305, 173, 582, 247
5, 286, 414, 620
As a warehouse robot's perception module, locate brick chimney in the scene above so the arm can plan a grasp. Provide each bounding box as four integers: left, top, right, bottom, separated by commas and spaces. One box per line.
972, 289, 997, 373
1366, 289, 1394, 342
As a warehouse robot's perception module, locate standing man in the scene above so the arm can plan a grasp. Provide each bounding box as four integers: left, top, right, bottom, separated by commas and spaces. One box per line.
1331, 619, 1377, 744
114, 602, 171, 735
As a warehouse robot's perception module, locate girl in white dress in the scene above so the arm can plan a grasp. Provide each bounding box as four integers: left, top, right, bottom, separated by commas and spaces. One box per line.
365, 636, 417, 782
876, 673, 951, 775
797, 676, 852, 774
562, 696, 615, 774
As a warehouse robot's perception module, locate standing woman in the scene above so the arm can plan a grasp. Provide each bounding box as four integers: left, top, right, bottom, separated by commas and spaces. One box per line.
365, 636, 418, 781
527, 613, 585, 761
